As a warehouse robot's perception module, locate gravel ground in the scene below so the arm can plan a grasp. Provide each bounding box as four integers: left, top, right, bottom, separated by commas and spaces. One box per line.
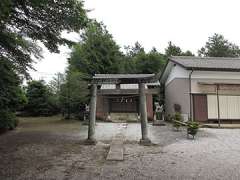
1, 116, 240, 180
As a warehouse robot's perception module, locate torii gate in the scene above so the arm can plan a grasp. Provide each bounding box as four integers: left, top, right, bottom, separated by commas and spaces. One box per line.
85, 74, 158, 145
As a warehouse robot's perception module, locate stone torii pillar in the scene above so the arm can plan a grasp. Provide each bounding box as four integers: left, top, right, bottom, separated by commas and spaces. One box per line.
139, 83, 152, 145
85, 84, 97, 145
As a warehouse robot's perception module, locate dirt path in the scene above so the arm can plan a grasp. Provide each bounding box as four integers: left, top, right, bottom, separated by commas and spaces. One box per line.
1, 116, 240, 180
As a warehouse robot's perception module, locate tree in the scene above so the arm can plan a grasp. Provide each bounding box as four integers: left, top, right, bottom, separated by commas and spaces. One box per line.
120, 43, 167, 74
119, 42, 147, 73
124, 42, 145, 57
62, 21, 123, 119
59, 71, 89, 119
165, 41, 194, 57
25, 80, 58, 116
48, 73, 65, 95
198, 33, 240, 57
181, 50, 195, 56
0, 0, 88, 77
134, 48, 166, 74
0, 0, 88, 129
68, 21, 123, 76
0, 58, 26, 130
47, 73, 66, 113
165, 41, 182, 56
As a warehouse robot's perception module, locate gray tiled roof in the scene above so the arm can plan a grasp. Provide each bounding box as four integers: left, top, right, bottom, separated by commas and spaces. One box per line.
93, 74, 155, 79
169, 56, 240, 71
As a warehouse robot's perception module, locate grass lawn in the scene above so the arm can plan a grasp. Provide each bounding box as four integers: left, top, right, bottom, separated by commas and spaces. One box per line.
17, 115, 82, 133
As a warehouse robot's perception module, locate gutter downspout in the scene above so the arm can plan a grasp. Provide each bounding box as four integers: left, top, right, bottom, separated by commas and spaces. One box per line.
189, 69, 193, 121
216, 84, 221, 128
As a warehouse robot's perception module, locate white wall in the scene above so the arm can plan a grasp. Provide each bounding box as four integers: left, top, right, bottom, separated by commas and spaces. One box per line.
165, 65, 189, 86
191, 71, 240, 94
101, 83, 150, 89
164, 66, 240, 120
166, 68, 240, 88
192, 71, 240, 80
165, 78, 190, 117
101, 84, 116, 89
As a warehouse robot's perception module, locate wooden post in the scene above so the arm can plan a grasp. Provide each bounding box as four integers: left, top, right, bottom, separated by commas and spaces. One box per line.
139, 83, 152, 145
85, 84, 97, 145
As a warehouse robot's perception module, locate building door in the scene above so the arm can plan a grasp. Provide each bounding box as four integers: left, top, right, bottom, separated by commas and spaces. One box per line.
193, 94, 208, 122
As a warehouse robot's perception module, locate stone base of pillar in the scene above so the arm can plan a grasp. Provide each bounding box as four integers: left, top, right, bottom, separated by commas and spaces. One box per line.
139, 138, 152, 146
84, 138, 97, 145
82, 120, 89, 125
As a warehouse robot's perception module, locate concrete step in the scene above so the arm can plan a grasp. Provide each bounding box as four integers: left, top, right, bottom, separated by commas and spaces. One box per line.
106, 123, 127, 161
152, 120, 166, 126
110, 113, 139, 122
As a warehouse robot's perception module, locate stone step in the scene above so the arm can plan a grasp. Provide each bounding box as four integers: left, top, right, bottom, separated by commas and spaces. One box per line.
110, 113, 139, 122
106, 133, 124, 161
106, 123, 126, 161
152, 120, 166, 126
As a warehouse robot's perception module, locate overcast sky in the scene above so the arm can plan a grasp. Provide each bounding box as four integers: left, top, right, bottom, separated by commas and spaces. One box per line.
30, 0, 240, 82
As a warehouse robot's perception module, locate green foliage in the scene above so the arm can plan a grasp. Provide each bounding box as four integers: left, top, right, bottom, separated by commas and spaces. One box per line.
172, 112, 183, 130
65, 25, 168, 118
0, 58, 23, 130
198, 33, 240, 57
25, 80, 59, 116
59, 71, 89, 119
165, 41, 194, 57
65, 21, 123, 118
0, 0, 88, 128
0, 0, 88, 77
47, 73, 65, 111
181, 50, 195, 56
16, 88, 28, 110
124, 42, 145, 58
69, 21, 123, 75
122, 43, 167, 74
165, 41, 182, 56
187, 121, 199, 138
134, 48, 167, 74
0, 110, 17, 130
0, 59, 20, 109
174, 112, 182, 121
48, 73, 65, 95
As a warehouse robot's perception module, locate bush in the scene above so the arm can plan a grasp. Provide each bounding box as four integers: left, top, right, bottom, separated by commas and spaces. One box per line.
172, 112, 183, 130
24, 80, 60, 116
187, 121, 199, 139
0, 110, 18, 130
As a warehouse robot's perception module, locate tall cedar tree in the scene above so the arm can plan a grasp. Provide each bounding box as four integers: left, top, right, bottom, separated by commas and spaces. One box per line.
121, 43, 167, 74
165, 41, 194, 57
65, 21, 123, 118
59, 71, 89, 119
198, 33, 240, 57
68, 21, 123, 76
